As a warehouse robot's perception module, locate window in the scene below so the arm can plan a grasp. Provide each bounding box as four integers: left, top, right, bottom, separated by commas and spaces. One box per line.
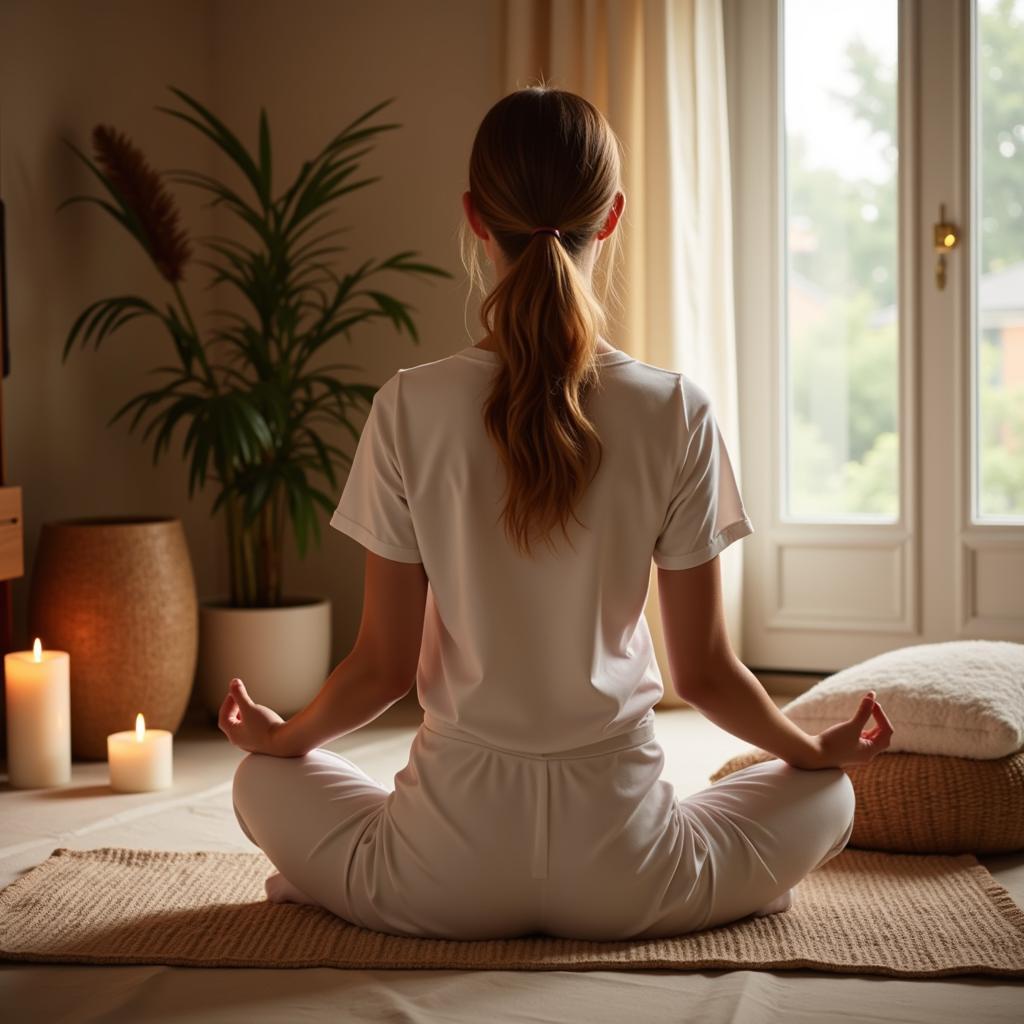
782, 0, 900, 520
975, 0, 1024, 521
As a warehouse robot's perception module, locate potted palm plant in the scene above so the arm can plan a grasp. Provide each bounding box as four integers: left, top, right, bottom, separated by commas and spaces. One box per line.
58, 87, 450, 720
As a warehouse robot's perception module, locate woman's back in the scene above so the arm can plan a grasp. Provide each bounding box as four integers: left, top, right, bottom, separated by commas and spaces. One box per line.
331, 342, 752, 753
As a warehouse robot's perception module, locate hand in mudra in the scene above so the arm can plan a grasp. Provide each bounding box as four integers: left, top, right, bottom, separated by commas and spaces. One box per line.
218, 678, 285, 756
813, 691, 894, 769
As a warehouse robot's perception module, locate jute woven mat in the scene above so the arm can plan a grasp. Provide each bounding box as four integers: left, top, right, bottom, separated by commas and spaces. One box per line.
1, 846, 1022, 977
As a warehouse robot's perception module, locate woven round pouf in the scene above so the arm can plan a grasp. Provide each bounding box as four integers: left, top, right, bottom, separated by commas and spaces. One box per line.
27, 516, 198, 760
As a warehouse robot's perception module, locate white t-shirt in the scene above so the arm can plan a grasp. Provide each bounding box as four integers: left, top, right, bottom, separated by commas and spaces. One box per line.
329, 344, 754, 753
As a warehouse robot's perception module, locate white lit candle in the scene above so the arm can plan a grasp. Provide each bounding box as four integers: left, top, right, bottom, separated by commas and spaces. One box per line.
4, 638, 71, 788
107, 713, 173, 792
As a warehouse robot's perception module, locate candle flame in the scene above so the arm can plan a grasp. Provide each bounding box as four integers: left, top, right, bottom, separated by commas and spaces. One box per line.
136, 713, 145, 742
33, 638, 42, 662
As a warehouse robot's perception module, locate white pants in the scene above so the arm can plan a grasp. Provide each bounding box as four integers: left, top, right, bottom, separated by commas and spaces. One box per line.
232, 714, 855, 941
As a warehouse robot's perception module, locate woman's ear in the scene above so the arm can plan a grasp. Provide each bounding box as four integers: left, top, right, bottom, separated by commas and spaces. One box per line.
597, 191, 625, 241
462, 190, 491, 241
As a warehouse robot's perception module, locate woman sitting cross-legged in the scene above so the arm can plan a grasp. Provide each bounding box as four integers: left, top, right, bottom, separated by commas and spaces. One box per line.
222, 85, 893, 943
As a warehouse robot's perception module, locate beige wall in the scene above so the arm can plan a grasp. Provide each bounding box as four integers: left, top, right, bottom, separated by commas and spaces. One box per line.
1, 1, 502, 675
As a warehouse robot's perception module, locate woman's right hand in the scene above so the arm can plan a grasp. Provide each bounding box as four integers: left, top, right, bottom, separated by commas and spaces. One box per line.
810, 691, 894, 769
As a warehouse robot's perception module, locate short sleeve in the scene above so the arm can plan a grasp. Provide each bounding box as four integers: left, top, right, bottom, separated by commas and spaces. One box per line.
653, 377, 754, 570
329, 373, 422, 564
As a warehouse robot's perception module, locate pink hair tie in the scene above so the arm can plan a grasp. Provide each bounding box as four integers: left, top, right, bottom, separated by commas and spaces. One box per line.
531, 227, 561, 239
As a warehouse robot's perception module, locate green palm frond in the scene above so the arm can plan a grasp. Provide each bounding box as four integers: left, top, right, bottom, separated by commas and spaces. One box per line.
59, 87, 454, 606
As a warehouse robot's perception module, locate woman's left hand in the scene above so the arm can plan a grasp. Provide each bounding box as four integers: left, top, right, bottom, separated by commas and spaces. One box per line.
218, 678, 285, 756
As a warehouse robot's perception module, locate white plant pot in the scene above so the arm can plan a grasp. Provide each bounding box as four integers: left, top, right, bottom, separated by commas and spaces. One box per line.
196, 596, 332, 720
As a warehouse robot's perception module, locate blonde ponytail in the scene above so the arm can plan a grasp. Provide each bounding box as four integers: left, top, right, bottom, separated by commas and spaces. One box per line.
459, 86, 624, 559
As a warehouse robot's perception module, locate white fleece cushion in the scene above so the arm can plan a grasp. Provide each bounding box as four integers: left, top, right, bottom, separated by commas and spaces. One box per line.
779, 640, 1024, 760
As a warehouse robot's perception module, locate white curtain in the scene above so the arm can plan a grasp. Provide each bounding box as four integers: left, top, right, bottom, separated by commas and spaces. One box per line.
500, 0, 748, 697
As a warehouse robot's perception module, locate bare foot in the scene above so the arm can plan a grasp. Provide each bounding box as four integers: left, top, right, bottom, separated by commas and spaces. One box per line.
264, 870, 320, 907
751, 886, 794, 917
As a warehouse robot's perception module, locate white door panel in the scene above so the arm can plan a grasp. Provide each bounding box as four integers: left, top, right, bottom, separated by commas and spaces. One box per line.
724, 0, 1024, 672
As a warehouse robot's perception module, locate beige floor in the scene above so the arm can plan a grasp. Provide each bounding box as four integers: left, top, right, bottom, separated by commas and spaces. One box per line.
1, 678, 1022, 1023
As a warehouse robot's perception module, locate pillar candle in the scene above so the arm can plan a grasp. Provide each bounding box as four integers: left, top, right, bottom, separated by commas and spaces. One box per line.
107, 713, 173, 792
4, 638, 72, 788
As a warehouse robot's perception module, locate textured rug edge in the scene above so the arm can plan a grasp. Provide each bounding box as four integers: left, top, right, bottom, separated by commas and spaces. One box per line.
969, 859, 1024, 934
0, 846, 273, 903
1, 947, 1022, 978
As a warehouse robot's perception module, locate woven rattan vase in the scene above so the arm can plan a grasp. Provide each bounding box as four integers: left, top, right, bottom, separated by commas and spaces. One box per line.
27, 516, 198, 760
